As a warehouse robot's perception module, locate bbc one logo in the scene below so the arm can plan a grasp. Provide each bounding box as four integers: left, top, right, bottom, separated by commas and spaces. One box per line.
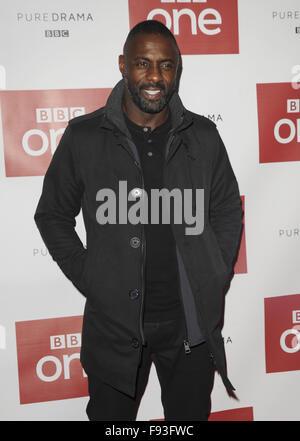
128, 0, 239, 55
265, 294, 300, 374
15, 316, 88, 404
37, 332, 85, 383
274, 99, 300, 145
257, 83, 300, 163
0, 88, 111, 177
23, 106, 85, 157
280, 310, 300, 354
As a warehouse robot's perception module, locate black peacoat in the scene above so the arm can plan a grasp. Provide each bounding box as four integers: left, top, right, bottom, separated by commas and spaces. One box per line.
34, 79, 243, 397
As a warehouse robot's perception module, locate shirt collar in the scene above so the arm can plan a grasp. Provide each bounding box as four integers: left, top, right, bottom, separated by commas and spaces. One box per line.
123, 109, 172, 136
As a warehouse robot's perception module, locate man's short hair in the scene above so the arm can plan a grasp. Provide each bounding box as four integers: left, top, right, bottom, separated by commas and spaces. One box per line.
123, 20, 180, 57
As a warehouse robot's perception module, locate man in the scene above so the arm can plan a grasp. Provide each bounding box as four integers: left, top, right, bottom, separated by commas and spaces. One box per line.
34, 20, 243, 421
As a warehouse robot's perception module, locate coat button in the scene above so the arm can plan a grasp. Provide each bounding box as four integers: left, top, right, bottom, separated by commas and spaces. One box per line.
130, 236, 141, 248
131, 338, 140, 348
129, 289, 140, 300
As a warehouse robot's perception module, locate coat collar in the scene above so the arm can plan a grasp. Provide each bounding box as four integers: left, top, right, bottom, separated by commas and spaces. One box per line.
101, 79, 193, 136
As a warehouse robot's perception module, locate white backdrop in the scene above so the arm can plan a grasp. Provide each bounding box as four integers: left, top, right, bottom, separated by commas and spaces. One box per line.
0, 0, 300, 421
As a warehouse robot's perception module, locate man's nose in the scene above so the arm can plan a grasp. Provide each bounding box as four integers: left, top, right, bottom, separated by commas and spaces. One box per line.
146, 63, 162, 83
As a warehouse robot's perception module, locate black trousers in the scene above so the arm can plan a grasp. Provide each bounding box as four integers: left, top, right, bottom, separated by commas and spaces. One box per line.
86, 316, 215, 421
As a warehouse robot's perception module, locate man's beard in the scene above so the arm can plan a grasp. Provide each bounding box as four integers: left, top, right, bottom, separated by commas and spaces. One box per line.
124, 76, 175, 114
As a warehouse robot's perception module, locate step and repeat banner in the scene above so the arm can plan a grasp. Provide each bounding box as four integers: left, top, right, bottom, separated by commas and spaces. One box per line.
0, 0, 299, 421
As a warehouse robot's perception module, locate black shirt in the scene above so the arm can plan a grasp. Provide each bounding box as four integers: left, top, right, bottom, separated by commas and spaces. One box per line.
124, 111, 184, 322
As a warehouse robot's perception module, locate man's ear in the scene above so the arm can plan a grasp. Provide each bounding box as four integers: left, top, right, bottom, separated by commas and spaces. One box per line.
119, 55, 125, 77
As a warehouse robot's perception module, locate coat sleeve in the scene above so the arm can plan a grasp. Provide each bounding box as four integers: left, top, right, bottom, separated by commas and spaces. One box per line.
209, 130, 244, 273
34, 124, 87, 296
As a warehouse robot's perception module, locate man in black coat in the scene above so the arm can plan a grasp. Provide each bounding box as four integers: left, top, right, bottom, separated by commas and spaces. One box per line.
34, 20, 243, 421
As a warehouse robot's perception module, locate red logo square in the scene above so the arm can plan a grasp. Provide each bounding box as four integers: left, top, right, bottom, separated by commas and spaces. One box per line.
0, 88, 111, 177
150, 406, 254, 421
128, 0, 239, 55
265, 294, 300, 373
208, 406, 253, 421
257, 83, 300, 163
234, 195, 247, 274
15, 315, 88, 404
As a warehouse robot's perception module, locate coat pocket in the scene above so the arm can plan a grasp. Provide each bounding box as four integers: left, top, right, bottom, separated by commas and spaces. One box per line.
79, 249, 94, 297
69, 249, 91, 297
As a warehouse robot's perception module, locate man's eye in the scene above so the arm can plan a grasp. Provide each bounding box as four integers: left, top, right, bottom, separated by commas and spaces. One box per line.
161, 63, 173, 70
136, 61, 148, 68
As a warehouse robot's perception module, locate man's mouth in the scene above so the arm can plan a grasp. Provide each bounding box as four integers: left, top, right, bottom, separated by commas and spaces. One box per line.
144, 89, 160, 95
142, 88, 163, 99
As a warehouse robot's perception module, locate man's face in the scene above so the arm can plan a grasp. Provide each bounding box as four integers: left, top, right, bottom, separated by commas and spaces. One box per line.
119, 33, 179, 114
